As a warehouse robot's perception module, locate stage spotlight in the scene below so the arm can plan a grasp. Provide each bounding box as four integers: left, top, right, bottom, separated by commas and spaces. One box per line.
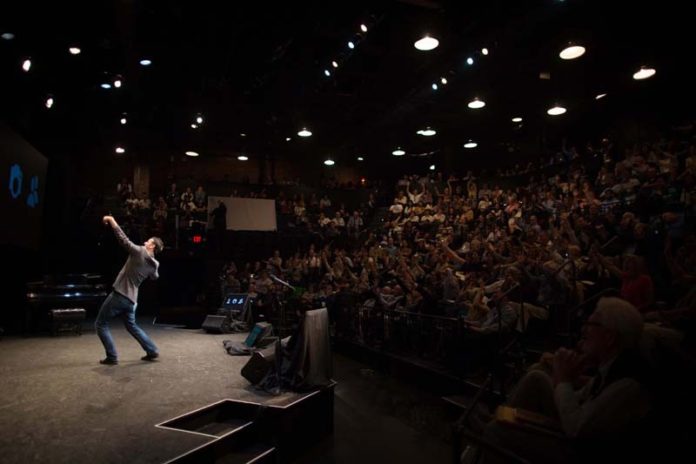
467, 98, 485, 109
633, 66, 656, 80
560, 44, 585, 60
417, 128, 436, 136
414, 36, 439, 51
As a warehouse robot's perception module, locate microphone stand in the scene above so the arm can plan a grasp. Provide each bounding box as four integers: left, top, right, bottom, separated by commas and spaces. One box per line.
269, 274, 295, 337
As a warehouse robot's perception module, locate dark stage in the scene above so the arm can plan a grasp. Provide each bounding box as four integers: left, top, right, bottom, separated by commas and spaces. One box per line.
0, 320, 450, 464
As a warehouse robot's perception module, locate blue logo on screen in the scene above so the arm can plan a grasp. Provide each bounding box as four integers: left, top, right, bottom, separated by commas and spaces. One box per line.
27, 176, 39, 208
9, 164, 22, 199
224, 295, 246, 308
8, 164, 40, 208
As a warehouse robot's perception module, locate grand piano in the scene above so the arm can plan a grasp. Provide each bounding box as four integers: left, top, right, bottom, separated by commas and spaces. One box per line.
25, 273, 108, 333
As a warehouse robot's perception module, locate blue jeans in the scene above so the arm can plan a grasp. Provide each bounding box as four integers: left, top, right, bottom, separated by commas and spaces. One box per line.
95, 291, 158, 360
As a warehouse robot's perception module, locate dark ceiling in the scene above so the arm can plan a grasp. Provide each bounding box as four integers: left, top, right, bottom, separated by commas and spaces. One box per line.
1, 0, 694, 169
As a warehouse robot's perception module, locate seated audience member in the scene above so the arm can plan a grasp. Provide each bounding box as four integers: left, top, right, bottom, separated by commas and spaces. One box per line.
480, 297, 650, 464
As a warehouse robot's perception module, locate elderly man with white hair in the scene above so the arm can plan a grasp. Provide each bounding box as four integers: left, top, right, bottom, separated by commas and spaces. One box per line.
476, 297, 651, 464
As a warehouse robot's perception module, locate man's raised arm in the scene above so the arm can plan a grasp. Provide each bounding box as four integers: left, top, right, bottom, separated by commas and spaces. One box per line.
103, 215, 139, 255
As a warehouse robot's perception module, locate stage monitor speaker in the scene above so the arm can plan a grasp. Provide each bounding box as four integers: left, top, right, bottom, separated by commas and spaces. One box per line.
201, 315, 230, 333
244, 322, 273, 348
241, 343, 277, 385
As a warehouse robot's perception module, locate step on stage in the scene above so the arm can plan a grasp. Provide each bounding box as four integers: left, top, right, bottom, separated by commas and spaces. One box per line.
0, 321, 334, 464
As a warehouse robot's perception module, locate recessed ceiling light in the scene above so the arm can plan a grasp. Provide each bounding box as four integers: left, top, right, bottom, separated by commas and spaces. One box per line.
115, 147, 125, 154
21, 59, 31, 72
512, 117, 523, 122
429, 164, 436, 171
633, 66, 656, 80
466, 57, 474, 65
547, 105, 567, 116
464, 141, 477, 149
237, 155, 248, 161
331, 61, 338, 68
324, 159, 335, 166
191, 123, 198, 129
357, 156, 364, 161
139, 59, 152, 66
414, 36, 439, 51
298, 128, 312, 137
417, 128, 436, 136
240, 133, 246, 137
196, 115, 203, 124
559, 45, 585, 60
481, 47, 489, 55
1, 32, 15, 40
286, 137, 291, 141
100, 83, 112, 89
348, 41, 355, 49
45, 96, 54, 109
324, 69, 331, 77
113, 78, 122, 88
432, 83, 438, 90
69, 47, 81, 55
185, 151, 199, 157
595, 93, 607, 100
392, 148, 405, 156
120, 117, 127, 125
440, 77, 448, 85
360, 24, 368, 33
467, 98, 485, 109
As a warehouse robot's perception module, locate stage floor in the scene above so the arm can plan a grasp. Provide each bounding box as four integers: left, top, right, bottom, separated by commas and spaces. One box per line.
0, 319, 451, 464
0, 320, 305, 464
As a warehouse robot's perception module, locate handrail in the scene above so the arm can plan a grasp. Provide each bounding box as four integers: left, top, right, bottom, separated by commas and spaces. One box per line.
384, 308, 459, 323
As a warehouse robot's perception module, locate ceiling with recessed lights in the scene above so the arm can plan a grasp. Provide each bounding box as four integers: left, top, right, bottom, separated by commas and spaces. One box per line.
0, 0, 693, 169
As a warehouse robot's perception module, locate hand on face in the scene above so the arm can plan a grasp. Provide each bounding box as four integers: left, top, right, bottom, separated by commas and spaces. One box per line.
552, 347, 586, 385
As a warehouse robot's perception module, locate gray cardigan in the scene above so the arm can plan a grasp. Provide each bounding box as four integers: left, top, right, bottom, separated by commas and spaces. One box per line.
111, 224, 159, 304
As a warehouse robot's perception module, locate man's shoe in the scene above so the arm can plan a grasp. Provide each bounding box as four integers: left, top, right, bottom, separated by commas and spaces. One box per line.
141, 353, 159, 361
99, 358, 118, 365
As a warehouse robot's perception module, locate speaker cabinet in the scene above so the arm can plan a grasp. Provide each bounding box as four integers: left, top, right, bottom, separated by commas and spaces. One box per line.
201, 315, 230, 333
241, 344, 277, 385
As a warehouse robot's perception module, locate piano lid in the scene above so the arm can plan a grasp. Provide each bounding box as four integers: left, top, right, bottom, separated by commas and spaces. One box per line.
26, 273, 108, 303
